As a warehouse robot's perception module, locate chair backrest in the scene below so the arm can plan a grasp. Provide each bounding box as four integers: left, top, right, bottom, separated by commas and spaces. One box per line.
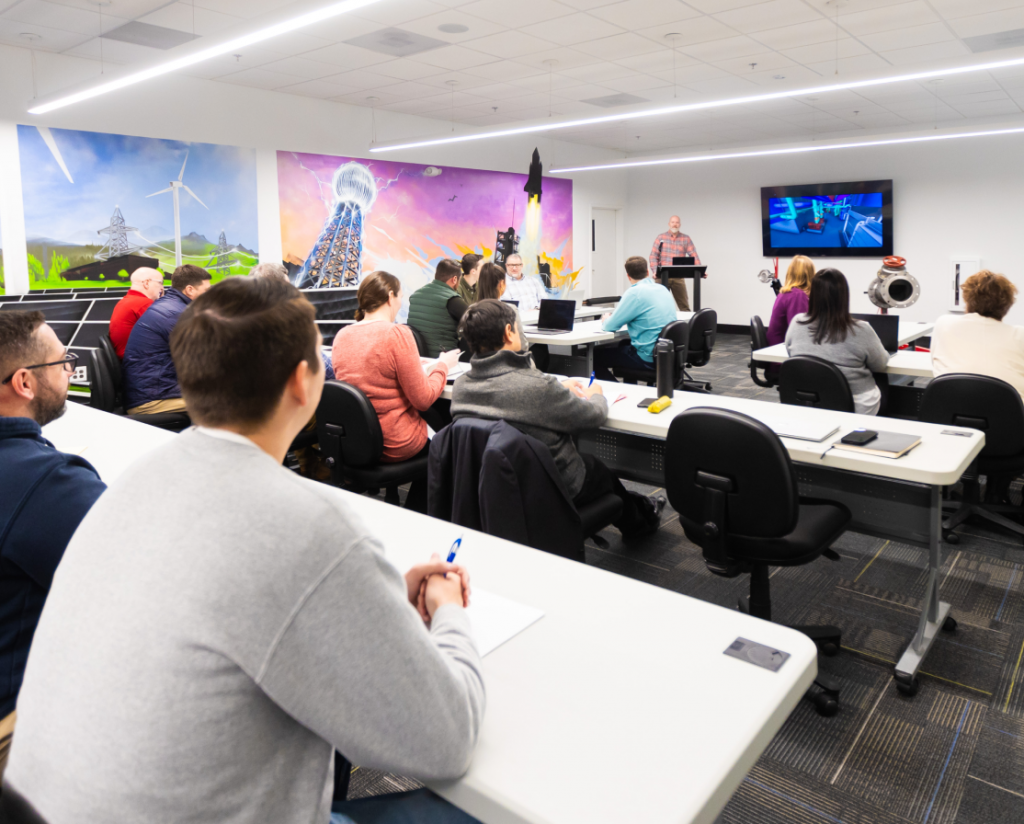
658, 319, 691, 382
582, 296, 621, 307
86, 349, 118, 413
315, 380, 384, 468
919, 373, 1024, 459
666, 408, 799, 572
97, 334, 122, 391
406, 324, 429, 357
750, 315, 769, 351
686, 308, 717, 367
779, 355, 854, 412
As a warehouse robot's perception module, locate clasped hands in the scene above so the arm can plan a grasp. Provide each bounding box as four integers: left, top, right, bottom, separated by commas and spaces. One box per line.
404, 554, 471, 624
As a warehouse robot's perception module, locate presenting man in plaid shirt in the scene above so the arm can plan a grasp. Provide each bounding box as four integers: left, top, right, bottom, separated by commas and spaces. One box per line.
649, 216, 701, 312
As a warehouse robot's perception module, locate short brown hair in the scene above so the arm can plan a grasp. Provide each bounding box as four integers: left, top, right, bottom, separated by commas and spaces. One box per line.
172, 264, 212, 292
624, 256, 648, 280
0, 311, 46, 382
435, 259, 461, 282
171, 277, 320, 427
458, 299, 517, 356
961, 270, 1017, 320
461, 253, 482, 276
355, 271, 401, 321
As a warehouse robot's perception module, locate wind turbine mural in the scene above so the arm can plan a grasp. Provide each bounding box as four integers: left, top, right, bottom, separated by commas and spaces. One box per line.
147, 151, 208, 267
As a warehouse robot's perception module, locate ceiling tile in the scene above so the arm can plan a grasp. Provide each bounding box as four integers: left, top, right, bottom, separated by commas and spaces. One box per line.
803, 53, 895, 75
315, 67, 404, 91
409, 43, 501, 69
519, 12, 624, 46
399, 10, 504, 42
685, 0, 775, 12
302, 42, 397, 69
464, 59, 547, 81
0, 0, 127, 36
371, 58, 450, 80
637, 15, 734, 46
713, 51, 796, 76
573, 31, 665, 60
685, 75, 760, 95
181, 48, 281, 78
860, 22, 958, 52
458, 0, 574, 27
64, 35, 159, 62
216, 67, 309, 89
510, 45, 600, 69
951, 99, 1023, 117
713, 0, 822, 34
779, 37, 871, 66
0, 19, 89, 51
416, 69, 499, 90
43, 0, 169, 18
614, 49, 701, 74
261, 56, 356, 79
928, 0, 1022, 18
137, 2, 241, 36
948, 8, 1024, 39
459, 80, 535, 99
192, 0, 295, 17
835, 1, 940, 38
601, 72, 673, 93
354, 0, 448, 27
275, 77, 360, 99
292, 16, 384, 43
880, 40, 972, 66
558, 60, 635, 82
462, 29, 555, 58
681, 34, 768, 61
589, 0, 702, 29
510, 71, 590, 92
751, 19, 845, 50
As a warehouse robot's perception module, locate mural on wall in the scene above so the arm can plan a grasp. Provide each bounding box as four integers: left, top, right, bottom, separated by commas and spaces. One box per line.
17, 126, 258, 290
277, 150, 576, 299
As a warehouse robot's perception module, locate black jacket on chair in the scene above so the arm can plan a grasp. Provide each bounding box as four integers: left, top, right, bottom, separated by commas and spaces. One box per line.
428, 418, 585, 561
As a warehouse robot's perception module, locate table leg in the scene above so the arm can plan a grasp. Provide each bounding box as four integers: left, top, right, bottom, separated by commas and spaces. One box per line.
893, 484, 954, 695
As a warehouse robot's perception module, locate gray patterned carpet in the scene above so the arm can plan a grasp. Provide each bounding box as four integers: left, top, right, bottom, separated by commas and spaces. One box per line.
349, 334, 1024, 824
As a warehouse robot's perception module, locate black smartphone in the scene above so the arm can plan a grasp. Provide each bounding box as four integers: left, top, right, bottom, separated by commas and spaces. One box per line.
841, 429, 878, 445
638, 398, 656, 409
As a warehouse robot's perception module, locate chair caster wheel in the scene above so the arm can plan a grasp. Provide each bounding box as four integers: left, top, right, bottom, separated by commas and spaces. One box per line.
944, 531, 960, 545
943, 616, 958, 633
811, 692, 839, 717
894, 672, 920, 696
820, 642, 839, 657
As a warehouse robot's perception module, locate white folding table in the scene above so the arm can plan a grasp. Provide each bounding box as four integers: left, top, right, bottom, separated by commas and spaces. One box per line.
42, 402, 819, 824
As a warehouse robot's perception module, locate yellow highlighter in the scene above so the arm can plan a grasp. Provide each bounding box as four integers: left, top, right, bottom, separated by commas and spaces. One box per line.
647, 396, 673, 414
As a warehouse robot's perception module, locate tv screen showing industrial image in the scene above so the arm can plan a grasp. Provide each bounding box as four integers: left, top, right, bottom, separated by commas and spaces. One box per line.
761, 180, 893, 258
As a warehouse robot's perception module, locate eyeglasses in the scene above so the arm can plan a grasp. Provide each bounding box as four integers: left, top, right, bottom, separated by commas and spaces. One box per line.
507, 263, 524, 268
2, 351, 79, 385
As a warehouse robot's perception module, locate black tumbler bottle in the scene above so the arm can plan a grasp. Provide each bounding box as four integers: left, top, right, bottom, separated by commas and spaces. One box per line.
655, 338, 674, 399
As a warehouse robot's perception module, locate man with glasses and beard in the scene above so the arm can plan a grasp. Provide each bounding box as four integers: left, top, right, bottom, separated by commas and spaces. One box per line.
0, 311, 106, 779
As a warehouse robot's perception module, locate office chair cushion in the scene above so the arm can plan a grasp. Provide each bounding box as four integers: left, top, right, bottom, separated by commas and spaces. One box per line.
578, 493, 624, 537
613, 365, 655, 384
717, 500, 850, 567
346, 453, 429, 489
127, 411, 192, 432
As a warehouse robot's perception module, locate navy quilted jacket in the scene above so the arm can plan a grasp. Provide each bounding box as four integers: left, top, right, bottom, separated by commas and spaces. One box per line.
122, 288, 191, 410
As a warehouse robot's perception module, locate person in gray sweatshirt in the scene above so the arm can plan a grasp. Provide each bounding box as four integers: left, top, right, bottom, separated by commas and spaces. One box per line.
785, 268, 889, 415
452, 299, 664, 539
4, 278, 485, 824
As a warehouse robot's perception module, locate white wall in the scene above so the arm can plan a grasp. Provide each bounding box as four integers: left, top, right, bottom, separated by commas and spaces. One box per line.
625, 133, 1024, 327
0, 43, 627, 294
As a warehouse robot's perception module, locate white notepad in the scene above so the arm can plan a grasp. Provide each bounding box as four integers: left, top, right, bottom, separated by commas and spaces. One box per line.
464, 588, 545, 657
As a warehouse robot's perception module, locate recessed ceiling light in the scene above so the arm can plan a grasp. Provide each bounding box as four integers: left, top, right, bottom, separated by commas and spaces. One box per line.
438, 23, 468, 33
19, 32, 42, 42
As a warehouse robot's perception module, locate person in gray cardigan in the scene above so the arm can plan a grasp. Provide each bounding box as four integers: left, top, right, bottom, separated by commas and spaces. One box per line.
785, 268, 889, 415
452, 299, 664, 539
5, 278, 484, 824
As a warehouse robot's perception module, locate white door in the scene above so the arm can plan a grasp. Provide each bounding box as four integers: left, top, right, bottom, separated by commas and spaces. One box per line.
591, 208, 618, 298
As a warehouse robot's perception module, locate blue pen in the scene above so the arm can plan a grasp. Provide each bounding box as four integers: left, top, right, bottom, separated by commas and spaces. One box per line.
588, 371, 595, 387
446, 535, 462, 564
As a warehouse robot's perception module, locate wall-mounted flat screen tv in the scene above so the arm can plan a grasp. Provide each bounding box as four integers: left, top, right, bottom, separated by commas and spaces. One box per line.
761, 180, 893, 258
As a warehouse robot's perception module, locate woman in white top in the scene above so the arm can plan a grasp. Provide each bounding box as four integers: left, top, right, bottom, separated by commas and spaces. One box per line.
931, 270, 1024, 398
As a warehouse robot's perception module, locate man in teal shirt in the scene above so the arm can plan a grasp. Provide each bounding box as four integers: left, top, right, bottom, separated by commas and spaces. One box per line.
593, 256, 678, 381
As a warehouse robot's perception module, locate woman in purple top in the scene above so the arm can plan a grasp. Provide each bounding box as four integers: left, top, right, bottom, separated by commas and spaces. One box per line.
767, 255, 815, 346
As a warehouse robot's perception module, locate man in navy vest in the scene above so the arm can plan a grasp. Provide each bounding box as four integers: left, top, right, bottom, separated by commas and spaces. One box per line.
0, 311, 106, 778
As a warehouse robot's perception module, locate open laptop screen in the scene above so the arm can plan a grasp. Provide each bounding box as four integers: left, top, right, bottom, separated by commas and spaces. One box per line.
536, 299, 576, 331
672, 256, 695, 265
852, 313, 899, 353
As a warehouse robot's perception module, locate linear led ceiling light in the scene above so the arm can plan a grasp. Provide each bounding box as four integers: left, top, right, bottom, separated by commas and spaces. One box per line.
549, 125, 1024, 173
369, 55, 1024, 153
27, 0, 384, 115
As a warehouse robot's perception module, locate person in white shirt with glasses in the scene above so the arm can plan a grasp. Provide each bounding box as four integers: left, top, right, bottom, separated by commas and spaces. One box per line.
500, 254, 549, 311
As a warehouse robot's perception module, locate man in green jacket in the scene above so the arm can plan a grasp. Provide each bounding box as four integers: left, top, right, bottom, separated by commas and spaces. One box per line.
408, 259, 468, 358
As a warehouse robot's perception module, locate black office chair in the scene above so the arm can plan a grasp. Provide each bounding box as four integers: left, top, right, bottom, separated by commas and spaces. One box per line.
316, 380, 428, 505
406, 324, 429, 357
779, 355, 854, 412
86, 349, 191, 431
0, 783, 48, 823
582, 296, 621, 307
749, 315, 779, 389
612, 319, 690, 386
919, 374, 1024, 544
680, 308, 717, 393
666, 407, 851, 717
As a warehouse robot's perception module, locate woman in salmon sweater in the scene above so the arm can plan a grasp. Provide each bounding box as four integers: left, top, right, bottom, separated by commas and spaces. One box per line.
332, 271, 460, 512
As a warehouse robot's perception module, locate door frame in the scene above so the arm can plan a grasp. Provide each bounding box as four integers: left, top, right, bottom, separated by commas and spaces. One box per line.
589, 206, 625, 298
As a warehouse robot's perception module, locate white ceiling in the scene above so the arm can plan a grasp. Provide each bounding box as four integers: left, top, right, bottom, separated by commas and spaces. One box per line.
4, 0, 1024, 155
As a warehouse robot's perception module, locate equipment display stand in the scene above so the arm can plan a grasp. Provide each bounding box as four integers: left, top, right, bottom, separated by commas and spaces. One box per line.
658, 265, 708, 310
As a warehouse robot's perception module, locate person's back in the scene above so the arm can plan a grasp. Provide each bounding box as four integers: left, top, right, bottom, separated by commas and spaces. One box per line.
0, 312, 106, 743
108, 268, 164, 358
121, 265, 212, 414
600, 271, 677, 362
931, 272, 1024, 398
6, 278, 484, 824
407, 260, 466, 358
766, 256, 814, 347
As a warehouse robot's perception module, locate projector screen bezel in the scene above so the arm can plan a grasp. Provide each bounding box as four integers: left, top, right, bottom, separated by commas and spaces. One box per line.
760, 179, 893, 258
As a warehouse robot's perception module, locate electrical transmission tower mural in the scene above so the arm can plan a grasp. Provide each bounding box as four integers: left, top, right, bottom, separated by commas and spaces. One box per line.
296, 161, 377, 289
213, 230, 231, 270
95, 206, 141, 261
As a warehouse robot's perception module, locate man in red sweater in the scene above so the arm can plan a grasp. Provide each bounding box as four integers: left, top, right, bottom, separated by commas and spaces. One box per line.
108, 268, 165, 358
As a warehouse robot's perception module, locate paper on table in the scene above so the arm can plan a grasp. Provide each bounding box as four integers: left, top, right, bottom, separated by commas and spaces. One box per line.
464, 588, 544, 657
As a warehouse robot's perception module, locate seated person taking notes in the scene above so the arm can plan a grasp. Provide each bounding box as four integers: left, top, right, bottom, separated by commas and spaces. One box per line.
332, 271, 460, 512
407, 259, 469, 358
4, 277, 484, 824
785, 268, 889, 415
453, 300, 665, 539
932, 270, 1024, 398
0, 312, 106, 780
594, 255, 678, 382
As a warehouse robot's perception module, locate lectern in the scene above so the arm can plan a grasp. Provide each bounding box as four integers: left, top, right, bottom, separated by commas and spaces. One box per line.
657, 265, 708, 311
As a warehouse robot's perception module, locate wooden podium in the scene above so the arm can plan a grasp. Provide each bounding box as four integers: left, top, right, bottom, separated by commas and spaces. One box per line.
657, 265, 707, 310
